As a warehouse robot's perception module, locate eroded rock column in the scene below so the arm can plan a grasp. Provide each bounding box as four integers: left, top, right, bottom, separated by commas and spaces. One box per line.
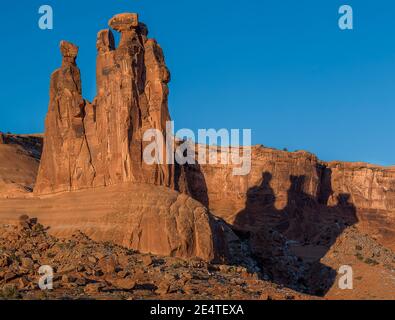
35, 41, 95, 194
35, 14, 178, 194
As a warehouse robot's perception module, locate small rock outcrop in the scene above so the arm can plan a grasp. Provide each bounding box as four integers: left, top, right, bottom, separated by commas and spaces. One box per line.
35, 13, 176, 194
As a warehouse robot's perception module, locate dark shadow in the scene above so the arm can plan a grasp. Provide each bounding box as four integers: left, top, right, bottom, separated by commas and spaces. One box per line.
234, 170, 358, 296
182, 163, 210, 208
181, 160, 358, 296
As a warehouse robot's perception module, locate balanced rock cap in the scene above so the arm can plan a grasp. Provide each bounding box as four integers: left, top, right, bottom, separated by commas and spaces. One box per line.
109, 13, 139, 32
60, 41, 79, 58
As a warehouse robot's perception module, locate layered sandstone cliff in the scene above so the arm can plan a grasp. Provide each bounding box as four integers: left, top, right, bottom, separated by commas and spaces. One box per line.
185, 146, 395, 277
183, 146, 395, 293
324, 161, 395, 249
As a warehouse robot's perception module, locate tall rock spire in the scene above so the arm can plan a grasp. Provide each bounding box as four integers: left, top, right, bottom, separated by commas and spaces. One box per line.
35, 41, 95, 194
35, 13, 177, 194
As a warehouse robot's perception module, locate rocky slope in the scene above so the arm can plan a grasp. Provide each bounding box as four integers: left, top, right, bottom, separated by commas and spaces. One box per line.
0, 217, 310, 300
322, 226, 395, 299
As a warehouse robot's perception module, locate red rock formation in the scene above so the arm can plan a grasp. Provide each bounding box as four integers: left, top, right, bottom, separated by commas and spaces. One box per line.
185, 146, 395, 250
34, 41, 94, 194
27, 14, 241, 263
35, 13, 176, 194
182, 146, 395, 293
325, 161, 395, 249
0, 182, 251, 264
1, 12, 394, 295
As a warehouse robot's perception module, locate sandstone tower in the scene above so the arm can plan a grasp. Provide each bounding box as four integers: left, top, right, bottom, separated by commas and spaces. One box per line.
35, 13, 176, 194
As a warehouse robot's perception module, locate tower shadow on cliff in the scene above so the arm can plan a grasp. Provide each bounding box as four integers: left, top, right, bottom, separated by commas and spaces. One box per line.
183, 163, 210, 208
234, 170, 358, 296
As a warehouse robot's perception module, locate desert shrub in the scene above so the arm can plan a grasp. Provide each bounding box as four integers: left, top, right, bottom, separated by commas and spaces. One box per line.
0, 285, 20, 300
364, 258, 379, 266
171, 262, 183, 269
355, 253, 364, 261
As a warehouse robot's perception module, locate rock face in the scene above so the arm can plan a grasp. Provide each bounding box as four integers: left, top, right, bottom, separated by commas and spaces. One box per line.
28, 14, 227, 262
185, 146, 395, 294
0, 135, 42, 198
35, 13, 176, 195
1, 12, 394, 298
0, 183, 249, 264
31, 11, 395, 258
34, 41, 92, 194
324, 161, 395, 249
185, 146, 395, 249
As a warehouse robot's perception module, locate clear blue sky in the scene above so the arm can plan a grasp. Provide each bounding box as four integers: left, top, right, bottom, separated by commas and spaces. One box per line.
0, 0, 394, 165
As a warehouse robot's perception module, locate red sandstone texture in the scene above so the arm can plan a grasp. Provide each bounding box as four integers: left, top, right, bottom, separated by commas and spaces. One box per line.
185, 147, 395, 250
1, 14, 244, 265
184, 146, 395, 295
35, 13, 176, 195
0, 13, 394, 299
